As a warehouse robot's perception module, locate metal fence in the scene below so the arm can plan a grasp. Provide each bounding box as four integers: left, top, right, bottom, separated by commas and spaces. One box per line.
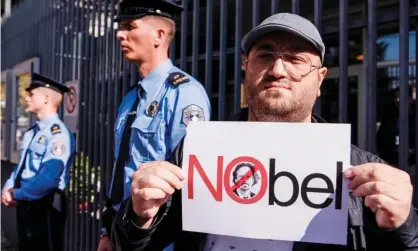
1, 0, 417, 250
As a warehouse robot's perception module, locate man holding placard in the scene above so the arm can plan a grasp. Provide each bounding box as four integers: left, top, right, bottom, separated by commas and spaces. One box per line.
111, 13, 418, 251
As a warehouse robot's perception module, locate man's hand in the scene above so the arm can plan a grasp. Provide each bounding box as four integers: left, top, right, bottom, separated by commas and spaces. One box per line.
1, 188, 17, 208
131, 161, 184, 228
344, 163, 413, 229
97, 234, 112, 251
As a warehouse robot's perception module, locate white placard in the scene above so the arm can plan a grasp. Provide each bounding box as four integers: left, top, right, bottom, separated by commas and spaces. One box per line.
182, 121, 351, 245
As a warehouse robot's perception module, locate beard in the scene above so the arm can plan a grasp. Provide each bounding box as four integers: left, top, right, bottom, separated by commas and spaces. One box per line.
245, 75, 318, 122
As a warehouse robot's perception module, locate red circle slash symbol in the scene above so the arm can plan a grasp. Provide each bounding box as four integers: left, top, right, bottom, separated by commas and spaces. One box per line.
223, 156, 268, 204
66, 86, 77, 114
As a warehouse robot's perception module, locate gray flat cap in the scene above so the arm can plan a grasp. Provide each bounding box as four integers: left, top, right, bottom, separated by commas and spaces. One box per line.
241, 13, 325, 64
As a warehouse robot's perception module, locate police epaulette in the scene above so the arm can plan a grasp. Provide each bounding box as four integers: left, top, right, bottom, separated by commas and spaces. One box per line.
168, 72, 190, 86
51, 124, 62, 134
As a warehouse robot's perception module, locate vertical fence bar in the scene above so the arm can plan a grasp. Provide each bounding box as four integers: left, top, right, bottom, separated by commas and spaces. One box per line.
64, 0, 70, 84
81, 1, 92, 250
234, 0, 243, 115
399, 0, 409, 171
291, 0, 299, 14
271, 0, 279, 15
122, 59, 130, 94
130, 62, 137, 87
51, 1, 56, 76
41, 0, 46, 74
46, 0, 54, 75
192, 0, 200, 77
77, 1, 87, 250
204, 0, 213, 101
170, 7, 176, 63
115, 11, 123, 108
313, 0, 322, 116
92, 1, 103, 249
366, 0, 377, 154
100, 0, 111, 240
180, 0, 188, 70
55, 0, 63, 80
108, 0, 118, 201
37, 1, 42, 76
338, 0, 348, 123
69, 1, 80, 250
218, 0, 227, 121
415, 0, 418, 208
252, 0, 259, 27
87, 1, 98, 249
170, 37, 177, 63
64, 0, 72, 247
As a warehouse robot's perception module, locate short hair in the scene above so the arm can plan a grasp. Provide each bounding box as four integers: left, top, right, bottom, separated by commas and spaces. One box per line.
142, 15, 176, 44
232, 162, 259, 185
39, 87, 63, 107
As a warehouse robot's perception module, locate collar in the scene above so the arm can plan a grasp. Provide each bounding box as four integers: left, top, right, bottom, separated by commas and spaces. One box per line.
139, 59, 174, 98
37, 113, 59, 130
233, 107, 326, 123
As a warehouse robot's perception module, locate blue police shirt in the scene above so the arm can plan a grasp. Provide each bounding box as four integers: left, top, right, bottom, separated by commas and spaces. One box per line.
110, 59, 211, 202
3, 114, 76, 201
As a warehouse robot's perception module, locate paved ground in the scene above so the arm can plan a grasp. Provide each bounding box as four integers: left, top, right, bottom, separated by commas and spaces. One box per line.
1, 231, 16, 251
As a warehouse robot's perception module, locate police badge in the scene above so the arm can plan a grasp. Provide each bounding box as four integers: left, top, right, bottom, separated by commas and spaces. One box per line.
52, 141, 65, 156
182, 105, 204, 125
37, 135, 46, 144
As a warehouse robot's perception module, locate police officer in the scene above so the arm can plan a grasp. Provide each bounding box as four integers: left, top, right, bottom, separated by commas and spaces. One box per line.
97, 0, 211, 250
1, 73, 76, 251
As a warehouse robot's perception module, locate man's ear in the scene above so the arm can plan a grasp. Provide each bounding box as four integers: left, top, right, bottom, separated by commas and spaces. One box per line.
155, 28, 166, 47
317, 67, 327, 97
241, 53, 248, 72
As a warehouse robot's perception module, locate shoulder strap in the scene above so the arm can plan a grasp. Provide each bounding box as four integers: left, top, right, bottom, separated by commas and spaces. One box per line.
167, 72, 190, 87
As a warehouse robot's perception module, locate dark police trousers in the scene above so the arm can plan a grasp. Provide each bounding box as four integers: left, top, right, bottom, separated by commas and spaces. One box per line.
16, 193, 66, 251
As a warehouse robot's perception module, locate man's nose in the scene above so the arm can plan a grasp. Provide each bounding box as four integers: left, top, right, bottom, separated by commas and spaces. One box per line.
116, 30, 126, 41
269, 58, 288, 79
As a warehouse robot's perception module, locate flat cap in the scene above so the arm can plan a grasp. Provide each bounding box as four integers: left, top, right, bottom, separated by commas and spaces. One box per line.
26, 73, 70, 94
115, 0, 183, 22
241, 13, 325, 64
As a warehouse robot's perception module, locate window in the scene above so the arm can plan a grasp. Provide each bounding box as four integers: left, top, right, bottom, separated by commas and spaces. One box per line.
15, 72, 31, 151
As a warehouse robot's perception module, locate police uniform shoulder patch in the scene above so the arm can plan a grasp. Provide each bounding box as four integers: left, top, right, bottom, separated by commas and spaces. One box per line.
182, 104, 205, 126
51, 124, 62, 134
51, 141, 66, 156
168, 72, 190, 86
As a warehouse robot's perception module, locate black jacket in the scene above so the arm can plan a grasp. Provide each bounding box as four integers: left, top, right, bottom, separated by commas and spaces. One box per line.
112, 110, 418, 251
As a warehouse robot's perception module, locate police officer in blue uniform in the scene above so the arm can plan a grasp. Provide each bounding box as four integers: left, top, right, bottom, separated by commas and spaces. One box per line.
97, 1, 211, 250
1, 73, 76, 251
